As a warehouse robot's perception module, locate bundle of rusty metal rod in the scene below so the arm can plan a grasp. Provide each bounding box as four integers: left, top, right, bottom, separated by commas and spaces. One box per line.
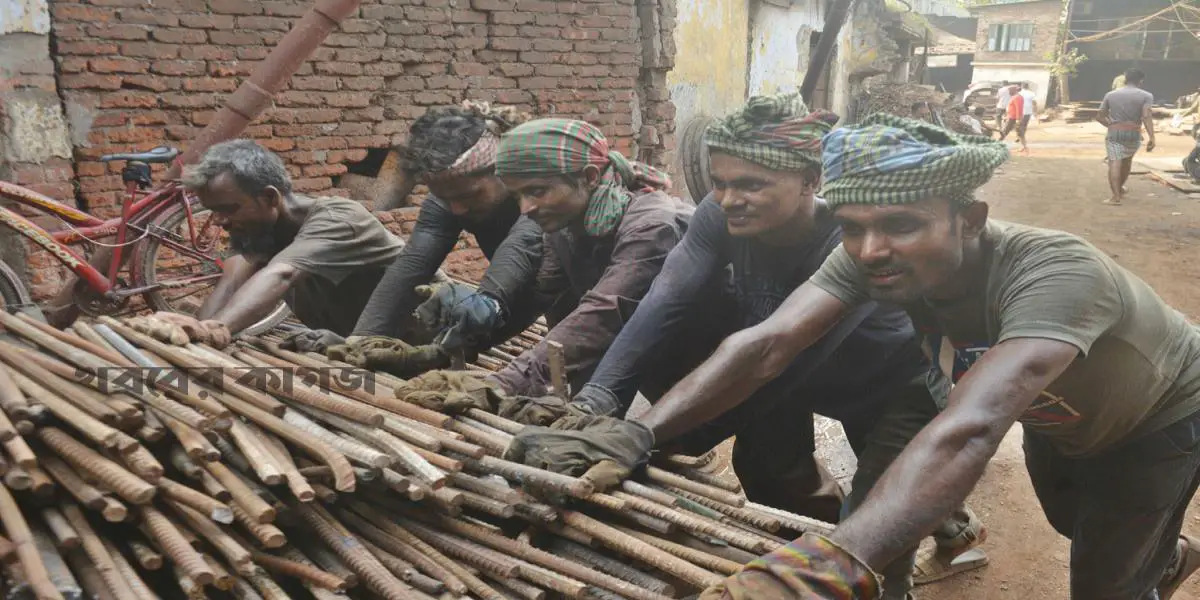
0, 310, 833, 600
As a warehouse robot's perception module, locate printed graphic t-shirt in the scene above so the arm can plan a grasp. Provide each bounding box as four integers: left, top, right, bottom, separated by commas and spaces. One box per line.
810, 220, 1200, 457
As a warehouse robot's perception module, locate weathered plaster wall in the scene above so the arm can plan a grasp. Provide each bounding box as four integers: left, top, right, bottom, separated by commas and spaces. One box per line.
667, 0, 749, 125
831, 0, 902, 119
747, 2, 823, 97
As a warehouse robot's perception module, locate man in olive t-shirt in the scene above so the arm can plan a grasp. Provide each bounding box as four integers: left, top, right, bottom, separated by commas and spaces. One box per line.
653, 115, 1200, 599
179, 139, 405, 343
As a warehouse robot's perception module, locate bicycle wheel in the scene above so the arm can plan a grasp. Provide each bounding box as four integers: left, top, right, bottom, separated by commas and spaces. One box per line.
0, 260, 33, 313
133, 199, 292, 336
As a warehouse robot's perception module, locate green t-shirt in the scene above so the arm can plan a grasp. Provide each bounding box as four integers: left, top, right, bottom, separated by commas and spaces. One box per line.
271, 197, 404, 335
810, 220, 1200, 457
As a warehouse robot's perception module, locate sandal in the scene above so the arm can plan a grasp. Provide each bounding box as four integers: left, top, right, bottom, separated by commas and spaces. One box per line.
1160, 535, 1200, 600
913, 512, 989, 586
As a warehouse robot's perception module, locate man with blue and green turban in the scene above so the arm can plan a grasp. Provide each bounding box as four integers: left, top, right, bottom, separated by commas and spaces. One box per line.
501, 96, 983, 598
681, 114, 1200, 598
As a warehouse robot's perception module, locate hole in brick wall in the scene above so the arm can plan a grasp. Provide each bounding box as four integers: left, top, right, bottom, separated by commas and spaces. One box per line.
345, 147, 393, 178
334, 146, 414, 209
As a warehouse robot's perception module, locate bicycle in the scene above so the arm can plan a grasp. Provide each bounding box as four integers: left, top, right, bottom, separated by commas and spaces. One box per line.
0, 145, 290, 334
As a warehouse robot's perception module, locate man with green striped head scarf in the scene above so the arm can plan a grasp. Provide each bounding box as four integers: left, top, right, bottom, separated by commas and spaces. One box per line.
684, 113, 1200, 598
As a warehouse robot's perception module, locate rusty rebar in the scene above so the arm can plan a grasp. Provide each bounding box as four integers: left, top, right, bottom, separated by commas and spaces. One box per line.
127, 539, 163, 571
337, 505, 469, 595
0, 363, 31, 422
550, 538, 676, 596
561, 511, 723, 589
170, 502, 254, 574
204, 461, 276, 524
61, 503, 139, 600
291, 501, 413, 600
139, 505, 215, 585
613, 526, 745, 576
201, 552, 235, 591
98, 497, 127, 523
120, 446, 164, 483
4, 356, 134, 452
282, 409, 391, 469
280, 546, 349, 600
65, 548, 114, 600
101, 537, 161, 600
227, 420, 285, 486
230, 348, 386, 426
251, 550, 348, 591
611, 491, 772, 553
37, 428, 155, 504
39, 455, 104, 510
156, 477, 234, 524
39, 508, 80, 551
662, 485, 781, 533
230, 503, 286, 549
0, 484, 63, 599
464, 456, 594, 499
644, 466, 744, 507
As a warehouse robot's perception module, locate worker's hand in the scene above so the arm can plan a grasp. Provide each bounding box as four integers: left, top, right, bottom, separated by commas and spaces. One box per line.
280, 329, 345, 354
393, 370, 505, 414
503, 415, 654, 493
327, 336, 448, 378
144, 312, 232, 348
414, 283, 504, 351
497, 385, 623, 426
1147, 138, 1157, 152
694, 534, 884, 600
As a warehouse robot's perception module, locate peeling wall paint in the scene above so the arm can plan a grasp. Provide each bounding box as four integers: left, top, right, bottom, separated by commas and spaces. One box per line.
748, 3, 823, 97
0, 0, 50, 35
667, 0, 749, 128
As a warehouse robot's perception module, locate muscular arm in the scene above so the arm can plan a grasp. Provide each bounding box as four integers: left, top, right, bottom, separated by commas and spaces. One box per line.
634, 282, 851, 444
352, 198, 460, 337
582, 199, 728, 410
1143, 102, 1156, 148
196, 255, 260, 319
1097, 99, 1112, 127
209, 261, 308, 334
476, 215, 543, 328
830, 337, 1079, 568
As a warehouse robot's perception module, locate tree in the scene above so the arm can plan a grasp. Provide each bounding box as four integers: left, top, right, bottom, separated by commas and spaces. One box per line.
1047, 46, 1088, 104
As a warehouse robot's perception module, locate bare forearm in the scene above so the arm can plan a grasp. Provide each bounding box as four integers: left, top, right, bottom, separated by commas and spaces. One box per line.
1143, 116, 1156, 138
210, 270, 294, 334
198, 256, 257, 320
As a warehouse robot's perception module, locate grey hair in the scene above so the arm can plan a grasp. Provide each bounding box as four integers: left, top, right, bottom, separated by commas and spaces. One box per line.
182, 139, 292, 197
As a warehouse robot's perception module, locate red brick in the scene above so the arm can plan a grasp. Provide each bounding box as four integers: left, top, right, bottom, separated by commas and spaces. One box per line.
303, 164, 349, 178
519, 51, 560, 64
577, 65, 612, 78
52, 5, 115, 22
330, 149, 370, 163
60, 74, 122, 90
345, 135, 389, 148
161, 93, 217, 108
471, 0, 514, 9
243, 125, 273, 138
556, 2, 588, 14
90, 112, 128, 127
258, 138, 295, 152
451, 9, 488, 23
533, 39, 572, 51
236, 47, 271, 60
120, 42, 180, 59
182, 78, 237, 93
151, 60, 205, 76
268, 108, 342, 124
520, 25, 561, 38
406, 36, 452, 50
343, 77, 384, 91
335, 49, 382, 63
209, 62, 255, 77
314, 62, 363, 76
121, 74, 178, 92
107, 127, 165, 143
535, 64, 574, 77
340, 18, 382, 33
490, 24, 517, 37
413, 91, 455, 105
389, 77, 426, 92
499, 63, 534, 77
276, 91, 325, 107
56, 41, 120, 56
261, 1, 307, 17
493, 12, 533, 24
52, 22, 87, 40
516, 0, 556, 10
274, 124, 326, 137
292, 76, 339, 91
117, 8, 179, 26
381, 49, 425, 63
178, 14, 235, 29
59, 57, 89, 73
210, 0, 262, 15
292, 178, 332, 193
327, 33, 385, 48
236, 16, 291, 30
89, 57, 149, 74
468, 76, 517, 89
494, 90, 534, 104
362, 5, 405, 20
326, 92, 372, 108
490, 37, 531, 51
534, 13, 571, 27
179, 45, 233, 60
209, 31, 261, 45
600, 28, 631, 41
87, 24, 149, 41
563, 28, 599, 40
345, 107, 386, 121
129, 111, 172, 126
405, 7, 449, 22
76, 162, 107, 177
562, 52, 599, 65
426, 75, 468, 90
364, 63, 404, 77
449, 62, 490, 77
164, 125, 196, 140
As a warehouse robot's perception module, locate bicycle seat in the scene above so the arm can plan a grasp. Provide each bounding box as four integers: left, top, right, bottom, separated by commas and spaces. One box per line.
98, 146, 180, 164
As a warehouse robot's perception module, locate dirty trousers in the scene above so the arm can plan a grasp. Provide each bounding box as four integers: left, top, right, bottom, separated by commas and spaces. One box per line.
666, 377, 971, 599
1024, 404, 1200, 600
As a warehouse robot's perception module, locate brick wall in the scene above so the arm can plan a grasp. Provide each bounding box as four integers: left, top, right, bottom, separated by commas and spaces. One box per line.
31, 0, 676, 293
972, 0, 1061, 64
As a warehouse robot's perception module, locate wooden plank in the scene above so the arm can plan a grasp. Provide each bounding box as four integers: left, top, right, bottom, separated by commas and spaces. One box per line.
1148, 169, 1200, 193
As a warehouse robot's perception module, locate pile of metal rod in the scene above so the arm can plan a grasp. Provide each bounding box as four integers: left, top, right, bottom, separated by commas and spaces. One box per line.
0, 310, 833, 600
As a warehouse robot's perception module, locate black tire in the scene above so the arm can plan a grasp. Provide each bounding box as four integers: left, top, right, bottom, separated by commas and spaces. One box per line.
0, 260, 32, 314
133, 199, 291, 336
678, 115, 716, 204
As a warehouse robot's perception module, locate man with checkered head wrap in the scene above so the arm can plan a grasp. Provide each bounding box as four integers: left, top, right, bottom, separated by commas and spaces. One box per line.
683, 114, 1200, 599
314, 101, 546, 378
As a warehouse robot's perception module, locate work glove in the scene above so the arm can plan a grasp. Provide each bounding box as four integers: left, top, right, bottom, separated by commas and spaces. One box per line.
393, 370, 506, 414
326, 336, 448, 378
136, 312, 232, 348
280, 329, 345, 354
695, 534, 884, 600
414, 282, 504, 351
497, 384, 623, 427
503, 415, 655, 493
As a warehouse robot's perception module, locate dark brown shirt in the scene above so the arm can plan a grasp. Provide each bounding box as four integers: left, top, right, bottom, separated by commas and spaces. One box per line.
488, 190, 697, 397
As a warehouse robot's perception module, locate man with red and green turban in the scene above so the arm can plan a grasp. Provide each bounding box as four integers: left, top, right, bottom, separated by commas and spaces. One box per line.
501, 94, 988, 599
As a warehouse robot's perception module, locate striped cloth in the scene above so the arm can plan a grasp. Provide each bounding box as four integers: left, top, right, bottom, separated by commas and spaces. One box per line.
821, 113, 1010, 207
496, 118, 670, 237
422, 129, 500, 183
697, 533, 883, 599
704, 92, 839, 172
1105, 128, 1142, 161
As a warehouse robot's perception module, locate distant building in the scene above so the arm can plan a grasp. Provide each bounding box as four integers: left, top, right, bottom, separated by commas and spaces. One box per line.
968, 0, 1064, 108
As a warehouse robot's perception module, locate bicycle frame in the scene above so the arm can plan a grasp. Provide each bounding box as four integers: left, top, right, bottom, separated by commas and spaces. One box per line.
0, 178, 225, 298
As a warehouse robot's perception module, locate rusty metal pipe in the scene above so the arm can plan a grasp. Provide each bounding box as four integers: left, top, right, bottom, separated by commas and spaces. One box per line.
166, 0, 363, 178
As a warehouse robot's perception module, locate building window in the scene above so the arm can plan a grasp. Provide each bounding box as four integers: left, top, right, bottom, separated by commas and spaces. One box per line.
987, 23, 1034, 52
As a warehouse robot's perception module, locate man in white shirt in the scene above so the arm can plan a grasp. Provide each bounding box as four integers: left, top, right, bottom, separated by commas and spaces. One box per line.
994, 80, 1013, 130
1017, 83, 1038, 153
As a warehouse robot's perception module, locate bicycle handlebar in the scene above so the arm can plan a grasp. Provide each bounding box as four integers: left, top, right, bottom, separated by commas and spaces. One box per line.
99, 146, 180, 164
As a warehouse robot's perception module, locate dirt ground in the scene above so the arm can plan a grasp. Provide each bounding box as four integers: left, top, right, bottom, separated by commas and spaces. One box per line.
687, 120, 1200, 599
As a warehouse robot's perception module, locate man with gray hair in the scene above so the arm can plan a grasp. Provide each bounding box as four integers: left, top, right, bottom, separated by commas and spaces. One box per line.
173, 139, 419, 350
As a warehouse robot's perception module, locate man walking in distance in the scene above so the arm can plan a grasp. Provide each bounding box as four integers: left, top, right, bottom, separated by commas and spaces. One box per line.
1099, 68, 1156, 205
994, 80, 1014, 131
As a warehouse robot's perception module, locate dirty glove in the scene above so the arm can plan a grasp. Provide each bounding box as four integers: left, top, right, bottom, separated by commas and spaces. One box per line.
695, 534, 883, 600
498, 385, 623, 427
415, 282, 504, 351
140, 312, 232, 348
503, 415, 655, 492
393, 370, 506, 414
326, 336, 448, 378
280, 329, 345, 354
